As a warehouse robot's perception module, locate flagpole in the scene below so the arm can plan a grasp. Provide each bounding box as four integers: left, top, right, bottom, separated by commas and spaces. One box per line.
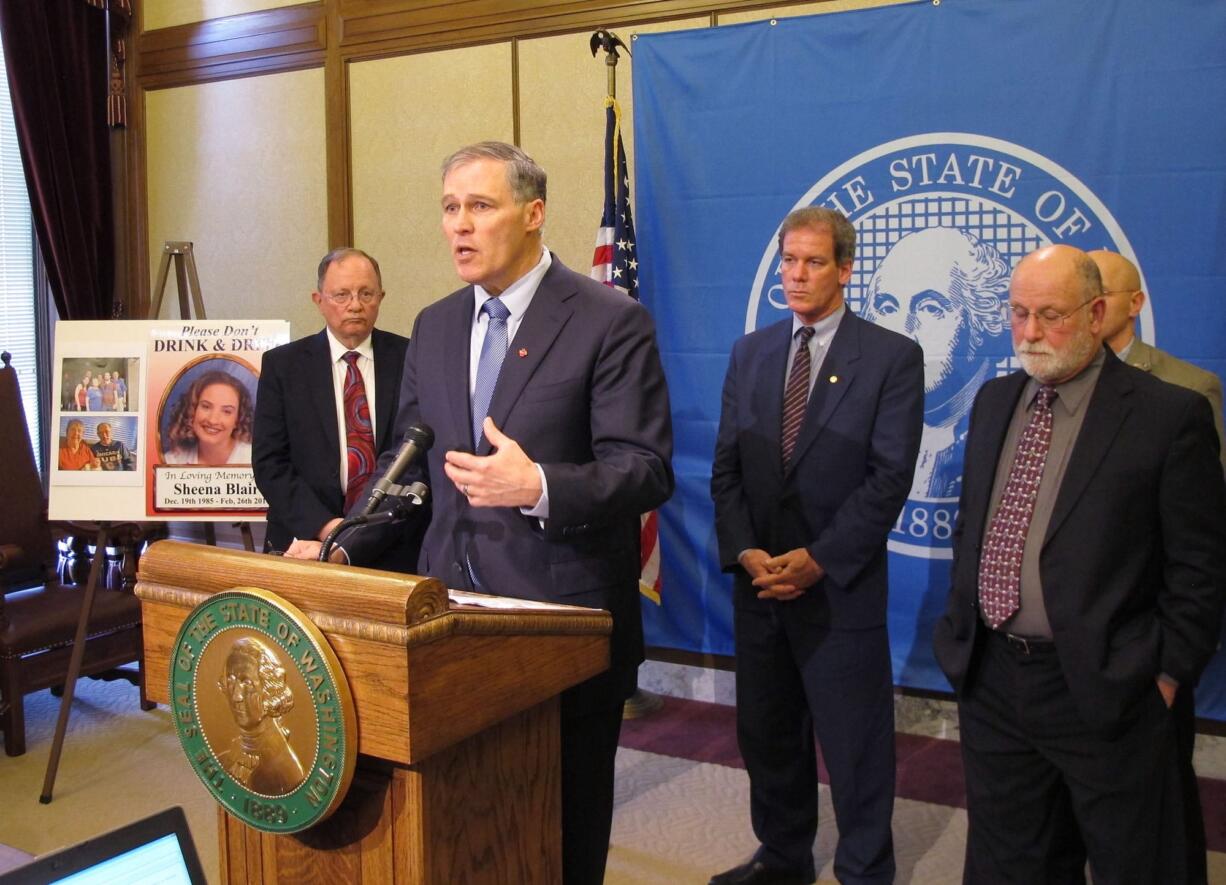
590, 28, 665, 722
605, 39, 617, 100
590, 28, 626, 101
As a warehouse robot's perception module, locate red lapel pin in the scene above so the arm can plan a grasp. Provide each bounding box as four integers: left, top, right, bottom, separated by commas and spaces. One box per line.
518, 348, 528, 358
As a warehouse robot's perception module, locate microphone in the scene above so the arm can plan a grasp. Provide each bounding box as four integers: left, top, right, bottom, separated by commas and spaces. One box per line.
359, 423, 434, 516
318, 481, 430, 563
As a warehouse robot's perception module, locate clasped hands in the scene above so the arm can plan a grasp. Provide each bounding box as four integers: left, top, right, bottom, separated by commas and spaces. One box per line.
284, 418, 541, 562
739, 547, 824, 601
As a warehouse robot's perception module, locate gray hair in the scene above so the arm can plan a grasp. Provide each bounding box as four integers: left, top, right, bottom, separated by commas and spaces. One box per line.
777, 207, 856, 266
316, 248, 382, 292
441, 141, 547, 205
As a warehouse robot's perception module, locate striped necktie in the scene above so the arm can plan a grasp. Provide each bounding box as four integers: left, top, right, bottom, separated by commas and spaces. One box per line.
781, 326, 815, 467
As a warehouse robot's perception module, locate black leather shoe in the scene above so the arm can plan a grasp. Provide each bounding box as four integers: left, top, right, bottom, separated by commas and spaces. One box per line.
708, 859, 816, 885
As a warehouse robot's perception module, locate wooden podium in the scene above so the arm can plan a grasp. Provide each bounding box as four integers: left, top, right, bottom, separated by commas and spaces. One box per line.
135, 540, 611, 884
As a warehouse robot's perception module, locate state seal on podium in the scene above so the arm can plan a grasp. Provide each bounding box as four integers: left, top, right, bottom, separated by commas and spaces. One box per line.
169, 587, 357, 833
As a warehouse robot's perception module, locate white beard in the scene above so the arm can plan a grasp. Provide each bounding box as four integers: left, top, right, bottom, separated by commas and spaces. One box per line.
1015, 331, 1098, 384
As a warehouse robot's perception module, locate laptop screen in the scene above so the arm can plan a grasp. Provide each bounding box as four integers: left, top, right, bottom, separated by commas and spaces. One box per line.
0, 808, 205, 885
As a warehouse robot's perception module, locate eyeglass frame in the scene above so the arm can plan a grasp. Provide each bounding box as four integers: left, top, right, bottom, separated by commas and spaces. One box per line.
1004, 296, 1101, 331
321, 288, 383, 306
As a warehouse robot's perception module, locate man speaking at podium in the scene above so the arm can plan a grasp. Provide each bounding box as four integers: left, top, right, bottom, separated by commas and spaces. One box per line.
288, 141, 674, 885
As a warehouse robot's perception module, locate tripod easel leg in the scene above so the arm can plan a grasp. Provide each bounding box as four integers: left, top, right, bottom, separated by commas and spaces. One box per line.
149, 242, 207, 322
40, 522, 111, 803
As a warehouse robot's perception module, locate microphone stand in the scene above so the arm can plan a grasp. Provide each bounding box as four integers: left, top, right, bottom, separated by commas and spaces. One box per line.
319, 481, 429, 562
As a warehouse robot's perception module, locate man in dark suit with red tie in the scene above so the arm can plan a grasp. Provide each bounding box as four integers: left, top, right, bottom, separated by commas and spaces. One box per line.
290, 142, 674, 885
710, 207, 924, 885
933, 244, 1226, 883
253, 248, 415, 568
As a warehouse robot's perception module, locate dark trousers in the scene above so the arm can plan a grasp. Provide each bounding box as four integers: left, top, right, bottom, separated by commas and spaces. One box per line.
1174, 687, 1208, 884
958, 631, 1187, 884
734, 606, 895, 884
559, 699, 624, 885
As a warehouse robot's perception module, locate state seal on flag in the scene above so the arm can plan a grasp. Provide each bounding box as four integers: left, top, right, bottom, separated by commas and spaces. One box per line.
748, 132, 1147, 560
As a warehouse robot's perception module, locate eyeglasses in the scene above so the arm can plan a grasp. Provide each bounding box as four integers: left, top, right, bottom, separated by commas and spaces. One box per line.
1004, 298, 1097, 331
324, 289, 381, 305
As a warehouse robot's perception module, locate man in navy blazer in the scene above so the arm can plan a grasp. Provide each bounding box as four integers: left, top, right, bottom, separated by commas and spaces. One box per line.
711, 207, 924, 885
292, 142, 673, 885
933, 245, 1226, 883
253, 248, 415, 568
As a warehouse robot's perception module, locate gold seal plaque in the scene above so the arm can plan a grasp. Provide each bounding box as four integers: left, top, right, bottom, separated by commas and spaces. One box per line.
170, 587, 357, 833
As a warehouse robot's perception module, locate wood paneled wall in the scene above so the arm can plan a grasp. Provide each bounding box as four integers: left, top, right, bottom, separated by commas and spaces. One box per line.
126, 0, 901, 330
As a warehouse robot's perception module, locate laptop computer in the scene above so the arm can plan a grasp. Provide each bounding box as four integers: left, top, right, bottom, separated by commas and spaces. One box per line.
0, 806, 206, 885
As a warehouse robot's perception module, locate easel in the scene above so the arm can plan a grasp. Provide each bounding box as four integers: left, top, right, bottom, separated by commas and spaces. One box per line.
149, 240, 206, 321
40, 242, 253, 801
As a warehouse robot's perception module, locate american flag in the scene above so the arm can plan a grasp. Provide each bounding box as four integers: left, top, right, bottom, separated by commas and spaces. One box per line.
591, 97, 661, 604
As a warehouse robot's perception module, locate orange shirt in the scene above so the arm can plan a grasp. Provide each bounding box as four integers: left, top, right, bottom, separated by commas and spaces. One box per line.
59, 444, 96, 470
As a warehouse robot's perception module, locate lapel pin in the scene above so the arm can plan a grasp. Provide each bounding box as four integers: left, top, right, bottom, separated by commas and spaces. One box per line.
518, 348, 528, 358
828, 374, 839, 383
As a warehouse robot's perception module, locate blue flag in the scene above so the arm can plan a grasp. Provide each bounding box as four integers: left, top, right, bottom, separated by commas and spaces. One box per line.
632, 0, 1226, 715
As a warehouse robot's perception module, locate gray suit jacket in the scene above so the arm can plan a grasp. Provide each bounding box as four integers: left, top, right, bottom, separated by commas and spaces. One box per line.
1126, 339, 1226, 472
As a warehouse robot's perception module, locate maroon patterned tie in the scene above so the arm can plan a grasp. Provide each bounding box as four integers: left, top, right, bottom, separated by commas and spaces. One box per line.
342, 351, 375, 512
977, 385, 1057, 629
781, 326, 815, 468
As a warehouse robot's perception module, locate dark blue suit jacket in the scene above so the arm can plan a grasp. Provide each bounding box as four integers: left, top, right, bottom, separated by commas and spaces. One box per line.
934, 348, 1226, 731
711, 310, 924, 627
347, 256, 674, 705
253, 327, 409, 555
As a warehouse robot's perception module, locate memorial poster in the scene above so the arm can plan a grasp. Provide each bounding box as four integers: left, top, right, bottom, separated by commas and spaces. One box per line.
50, 320, 290, 521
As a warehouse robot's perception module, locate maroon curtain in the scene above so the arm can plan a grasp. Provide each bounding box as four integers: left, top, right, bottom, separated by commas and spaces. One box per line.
0, 0, 113, 320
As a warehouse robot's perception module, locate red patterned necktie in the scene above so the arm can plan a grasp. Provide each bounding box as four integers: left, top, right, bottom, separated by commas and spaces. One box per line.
781, 326, 815, 468
342, 351, 375, 512
977, 385, 1057, 629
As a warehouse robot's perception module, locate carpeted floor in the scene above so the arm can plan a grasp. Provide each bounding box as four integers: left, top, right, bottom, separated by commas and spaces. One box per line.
3, 680, 1226, 883
0, 678, 221, 876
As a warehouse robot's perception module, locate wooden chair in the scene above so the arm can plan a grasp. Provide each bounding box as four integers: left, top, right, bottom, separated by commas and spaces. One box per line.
0, 351, 152, 757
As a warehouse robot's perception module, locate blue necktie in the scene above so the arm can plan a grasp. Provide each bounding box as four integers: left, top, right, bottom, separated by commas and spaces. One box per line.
472, 297, 510, 448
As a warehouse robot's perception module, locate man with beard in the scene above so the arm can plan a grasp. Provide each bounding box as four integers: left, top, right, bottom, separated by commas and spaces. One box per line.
863, 227, 1009, 498
933, 245, 1226, 883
